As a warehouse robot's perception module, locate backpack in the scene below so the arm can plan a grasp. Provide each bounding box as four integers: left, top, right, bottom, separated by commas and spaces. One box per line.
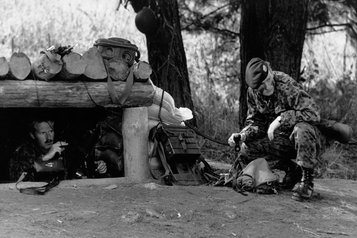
148, 123, 215, 185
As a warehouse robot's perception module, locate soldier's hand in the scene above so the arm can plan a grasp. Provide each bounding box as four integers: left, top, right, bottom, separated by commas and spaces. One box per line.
268, 116, 281, 141
42, 141, 68, 161
95, 160, 107, 174
228, 133, 241, 147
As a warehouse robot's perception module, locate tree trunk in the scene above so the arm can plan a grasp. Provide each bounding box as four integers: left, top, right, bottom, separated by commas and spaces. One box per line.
130, 0, 195, 112
239, 0, 309, 129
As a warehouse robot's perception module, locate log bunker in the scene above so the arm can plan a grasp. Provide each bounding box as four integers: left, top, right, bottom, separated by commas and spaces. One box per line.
0, 38, 155, 182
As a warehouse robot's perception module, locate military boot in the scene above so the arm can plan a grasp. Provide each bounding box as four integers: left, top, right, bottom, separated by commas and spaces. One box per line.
291, 167, 314, 201
282, 162, 302, 189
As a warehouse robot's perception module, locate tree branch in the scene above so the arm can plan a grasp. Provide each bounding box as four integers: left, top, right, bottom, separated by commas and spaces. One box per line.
307, 22, 357, 37
306, 23, 354, 31
185, 24, 240, 38
307, 28, 346, 35
182, 3, 231, 30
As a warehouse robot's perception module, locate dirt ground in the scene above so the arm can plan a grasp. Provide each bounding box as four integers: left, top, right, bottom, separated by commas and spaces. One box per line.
0, 175, 356, 238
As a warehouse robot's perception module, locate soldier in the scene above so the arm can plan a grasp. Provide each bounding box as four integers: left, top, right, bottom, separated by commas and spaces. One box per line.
9, 118, 107, 182
228, 57, 326, 201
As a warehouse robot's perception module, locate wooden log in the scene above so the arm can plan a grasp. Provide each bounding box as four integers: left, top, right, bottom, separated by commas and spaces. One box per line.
83, 47, 107, 81
133, 61, 152, 81
32, 51, 63, 81
0, 57, 9, 78
122, 107, 150, 181
0, 80, 155, 108
9, 52, 31, 80
59, 51, 86, 80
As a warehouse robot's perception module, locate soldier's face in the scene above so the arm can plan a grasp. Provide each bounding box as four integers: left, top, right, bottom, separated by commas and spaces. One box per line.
257, 71, 274, 96
31, 121, 55, 151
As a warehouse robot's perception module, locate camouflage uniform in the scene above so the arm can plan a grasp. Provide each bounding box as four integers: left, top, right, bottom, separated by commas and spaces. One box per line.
9, 142, 44, 181
9, 142, 65, 182
235, 71, 326, 170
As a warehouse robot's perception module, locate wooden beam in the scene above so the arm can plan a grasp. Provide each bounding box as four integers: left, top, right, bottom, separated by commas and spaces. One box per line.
122, 107, 150, 181
0, 80, 155, 108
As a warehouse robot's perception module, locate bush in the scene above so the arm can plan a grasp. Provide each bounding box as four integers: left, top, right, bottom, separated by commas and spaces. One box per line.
306, 75, 357, 179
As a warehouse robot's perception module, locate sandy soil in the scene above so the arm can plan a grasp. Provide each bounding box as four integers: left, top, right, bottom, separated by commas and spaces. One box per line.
0, 177, 356, 238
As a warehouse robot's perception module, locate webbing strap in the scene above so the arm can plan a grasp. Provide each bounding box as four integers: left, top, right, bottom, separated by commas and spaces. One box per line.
105, 63, 134, 106
15, 172, 60, 195
118, 67, 134, 105
157, 141, 177, 182
158, 90, 165, 123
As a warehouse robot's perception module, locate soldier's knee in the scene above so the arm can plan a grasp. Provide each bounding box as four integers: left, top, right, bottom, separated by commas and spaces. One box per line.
291, 122, 317, 143
295, 122, 314, 131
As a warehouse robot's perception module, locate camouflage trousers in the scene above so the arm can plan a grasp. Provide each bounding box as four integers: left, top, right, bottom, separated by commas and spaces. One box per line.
234, 122, 326, 170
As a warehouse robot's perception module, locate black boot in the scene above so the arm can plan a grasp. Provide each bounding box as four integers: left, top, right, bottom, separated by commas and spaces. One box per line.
282, 162, 302, 189
291, 167, 314, 201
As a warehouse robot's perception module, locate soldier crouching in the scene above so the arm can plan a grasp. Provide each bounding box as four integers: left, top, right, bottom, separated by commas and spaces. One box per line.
228, 57, 327, 201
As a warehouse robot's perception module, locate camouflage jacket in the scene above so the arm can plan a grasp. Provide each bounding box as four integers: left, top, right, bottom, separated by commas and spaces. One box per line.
9, 142, 43, 181
240, 71, 321, 143
9, 142, 66, 182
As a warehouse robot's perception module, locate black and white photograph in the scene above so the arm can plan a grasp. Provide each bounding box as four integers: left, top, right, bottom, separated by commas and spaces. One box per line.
0, 0, 356, 237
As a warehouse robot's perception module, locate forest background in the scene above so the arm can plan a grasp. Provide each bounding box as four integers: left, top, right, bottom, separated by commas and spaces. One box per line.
0, 0, 356, 179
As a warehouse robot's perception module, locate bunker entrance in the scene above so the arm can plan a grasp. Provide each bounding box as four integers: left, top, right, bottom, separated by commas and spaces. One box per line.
0, 107, 124, 183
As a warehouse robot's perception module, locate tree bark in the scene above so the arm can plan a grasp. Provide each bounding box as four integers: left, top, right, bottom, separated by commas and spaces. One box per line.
239, 0, 309, 129
130, 0, 195, 112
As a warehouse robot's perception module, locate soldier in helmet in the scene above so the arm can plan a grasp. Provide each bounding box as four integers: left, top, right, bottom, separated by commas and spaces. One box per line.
228, 57, 326, 201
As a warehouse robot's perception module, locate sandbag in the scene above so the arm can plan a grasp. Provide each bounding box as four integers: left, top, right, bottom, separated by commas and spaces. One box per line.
234, 158, 279, 194
148, 104, 183, 125
175, 107, 193, 121
241, 158, 278, 187
152, 86, 176, 115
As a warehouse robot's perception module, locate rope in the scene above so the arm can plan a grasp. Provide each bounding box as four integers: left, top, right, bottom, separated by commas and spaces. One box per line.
185, 121, 230, 147
31, 71, 41, 107
158, 89, 165, 123
81, 80, 102, 107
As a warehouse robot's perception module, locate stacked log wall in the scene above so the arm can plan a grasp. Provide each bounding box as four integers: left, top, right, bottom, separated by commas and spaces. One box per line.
0, 49, 154, 108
